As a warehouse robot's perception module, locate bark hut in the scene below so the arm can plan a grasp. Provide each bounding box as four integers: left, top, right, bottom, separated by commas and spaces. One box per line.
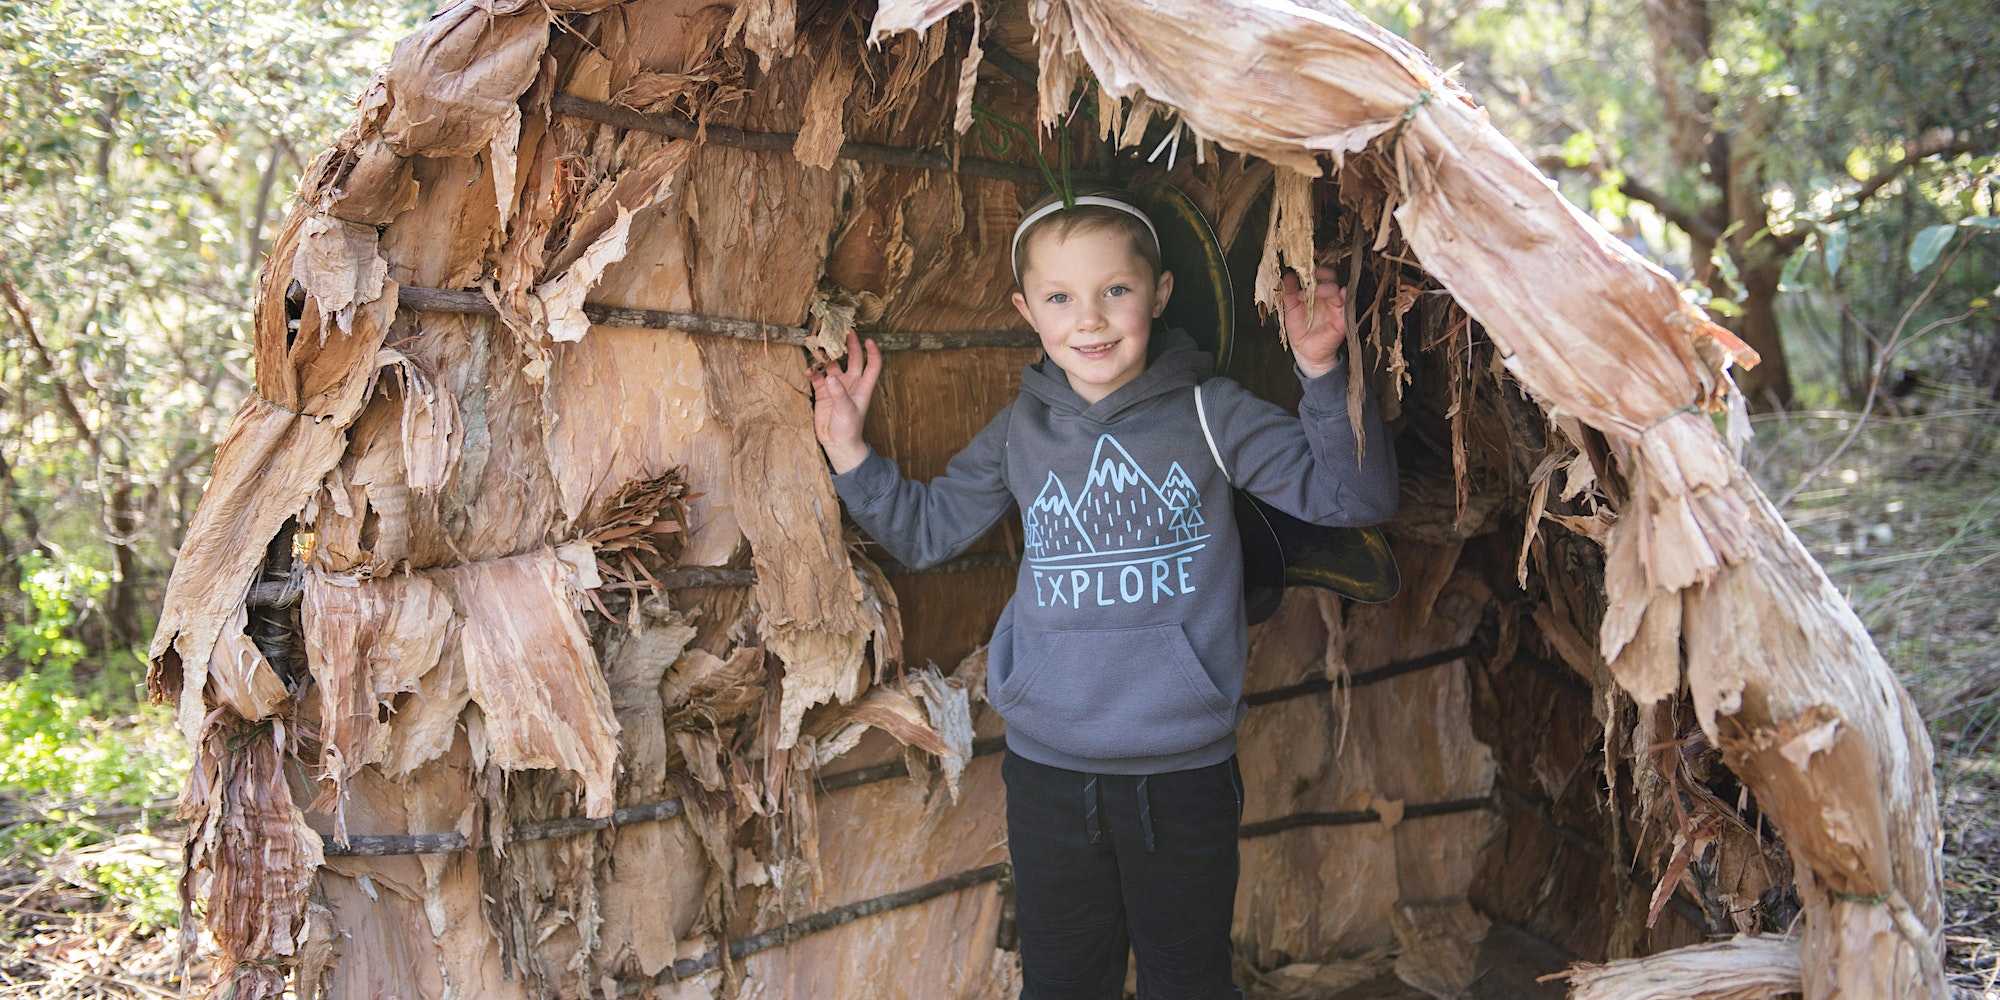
148, 0, 1944, 997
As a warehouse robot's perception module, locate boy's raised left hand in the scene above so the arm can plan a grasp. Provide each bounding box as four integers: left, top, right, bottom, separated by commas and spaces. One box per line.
1281, 265, 1350, 379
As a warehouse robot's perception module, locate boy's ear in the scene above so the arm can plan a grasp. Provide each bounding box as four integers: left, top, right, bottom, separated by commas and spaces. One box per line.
1152, 270, 1175, 318
1011, 290, 1035, 327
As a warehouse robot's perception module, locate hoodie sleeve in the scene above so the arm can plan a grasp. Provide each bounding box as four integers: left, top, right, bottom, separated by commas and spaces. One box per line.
830, 405, 1017, 569
1202, 363, 1399, 526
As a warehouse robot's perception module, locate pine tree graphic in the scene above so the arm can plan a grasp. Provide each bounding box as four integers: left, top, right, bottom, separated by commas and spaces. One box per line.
1158, 462, 1205, 542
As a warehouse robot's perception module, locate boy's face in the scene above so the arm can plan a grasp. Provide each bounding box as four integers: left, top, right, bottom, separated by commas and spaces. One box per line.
1012, 226, 1174, 405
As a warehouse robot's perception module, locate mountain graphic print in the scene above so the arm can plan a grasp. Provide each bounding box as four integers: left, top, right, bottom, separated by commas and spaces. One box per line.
1021, 435, 1208, 609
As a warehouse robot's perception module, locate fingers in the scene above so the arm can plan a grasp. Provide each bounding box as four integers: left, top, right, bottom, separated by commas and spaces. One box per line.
1281, 267, 1350, 305
837, 330, 865, 379
835, 332, 881, 386
855, 338, 883, 399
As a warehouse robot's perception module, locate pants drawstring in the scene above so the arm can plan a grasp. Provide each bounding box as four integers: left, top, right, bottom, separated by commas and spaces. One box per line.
1136, 775, 1156, 853
1083, 774, 1103, 845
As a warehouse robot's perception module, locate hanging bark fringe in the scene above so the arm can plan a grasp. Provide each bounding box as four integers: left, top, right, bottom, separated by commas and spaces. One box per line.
181, 718, 324, 1000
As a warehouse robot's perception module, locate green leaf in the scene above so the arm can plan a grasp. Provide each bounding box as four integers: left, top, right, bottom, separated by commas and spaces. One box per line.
1560, 131, 1597, 168
1780, 245, 1808, 292
1908, 225, 1957, 273
1823, 226, 1848, 278
1962, 216, 2000, 231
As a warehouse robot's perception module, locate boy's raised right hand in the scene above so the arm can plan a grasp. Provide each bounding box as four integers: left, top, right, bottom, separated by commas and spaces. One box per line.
809, 331, 881, 474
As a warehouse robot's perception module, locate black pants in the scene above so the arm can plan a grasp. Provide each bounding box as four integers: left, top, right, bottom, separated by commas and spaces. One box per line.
1002, 750, 1245, 1000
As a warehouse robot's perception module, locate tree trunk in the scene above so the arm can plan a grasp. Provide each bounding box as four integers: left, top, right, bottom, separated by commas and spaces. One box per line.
1722, 113, 1793, 412
1732, 259, 1792, 410
103, 476, 146, 650
1643, 0, 1796, 411
0, 447, 46, 616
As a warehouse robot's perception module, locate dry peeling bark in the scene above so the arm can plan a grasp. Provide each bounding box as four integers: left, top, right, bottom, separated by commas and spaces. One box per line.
1554, 934, 1803, 999
147, 0, 1943, 996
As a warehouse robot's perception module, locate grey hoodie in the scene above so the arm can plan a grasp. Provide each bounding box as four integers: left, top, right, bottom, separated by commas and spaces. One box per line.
832, 331, 1398, 775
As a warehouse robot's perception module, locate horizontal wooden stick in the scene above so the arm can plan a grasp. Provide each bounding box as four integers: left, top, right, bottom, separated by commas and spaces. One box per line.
252, 553, 1019, 608
644, 863, 1016, 987
1241, 640, 1484, 706
323, 733, 1499, 857
322, 732, 1008, 857
814, 735, 1008, 794
1237, 795, 1493, 839
550, 93, 1054, 187
505, 796, 686, 845
652, 566, 757, 589
323, 831, 466, 857
395, 284, 1036, 351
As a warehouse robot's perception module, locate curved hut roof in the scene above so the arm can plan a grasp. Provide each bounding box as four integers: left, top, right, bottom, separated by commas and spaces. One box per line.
149, 0, 1942, 997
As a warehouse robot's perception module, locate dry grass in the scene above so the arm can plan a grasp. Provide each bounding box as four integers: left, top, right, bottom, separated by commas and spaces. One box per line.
1748, 398, 2000, 999
0, 833, 213, 999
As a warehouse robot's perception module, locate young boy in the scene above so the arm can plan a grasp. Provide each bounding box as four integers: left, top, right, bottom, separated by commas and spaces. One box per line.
810, 191, 1398, 999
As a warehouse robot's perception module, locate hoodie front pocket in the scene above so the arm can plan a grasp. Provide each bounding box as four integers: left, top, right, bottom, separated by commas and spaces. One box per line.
993, 623, 1236, 761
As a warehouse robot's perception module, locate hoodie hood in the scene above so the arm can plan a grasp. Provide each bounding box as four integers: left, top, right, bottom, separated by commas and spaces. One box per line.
1019, 328, 1215, 423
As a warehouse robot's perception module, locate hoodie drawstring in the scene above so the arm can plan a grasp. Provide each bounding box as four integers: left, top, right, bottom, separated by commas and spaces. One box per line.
1083, 774, 1103, 845
1136, 775, 1156, 853
1082, 773, 1156, 852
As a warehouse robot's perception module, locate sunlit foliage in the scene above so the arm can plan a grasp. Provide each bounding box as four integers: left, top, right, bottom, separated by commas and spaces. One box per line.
0, 0, 430, 687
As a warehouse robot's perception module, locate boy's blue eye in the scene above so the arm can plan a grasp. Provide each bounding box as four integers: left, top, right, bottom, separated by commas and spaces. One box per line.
1106, 285, 1129, 297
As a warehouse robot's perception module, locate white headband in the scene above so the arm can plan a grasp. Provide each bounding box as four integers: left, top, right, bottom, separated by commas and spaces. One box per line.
1010, 196, 1161, 281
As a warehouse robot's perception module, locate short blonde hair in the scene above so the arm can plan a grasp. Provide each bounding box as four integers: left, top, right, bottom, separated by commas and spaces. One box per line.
1013, 189, 1163, 282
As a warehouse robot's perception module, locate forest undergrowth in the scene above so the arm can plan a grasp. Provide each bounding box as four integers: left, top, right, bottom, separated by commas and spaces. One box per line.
0, 401, 1995, 997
